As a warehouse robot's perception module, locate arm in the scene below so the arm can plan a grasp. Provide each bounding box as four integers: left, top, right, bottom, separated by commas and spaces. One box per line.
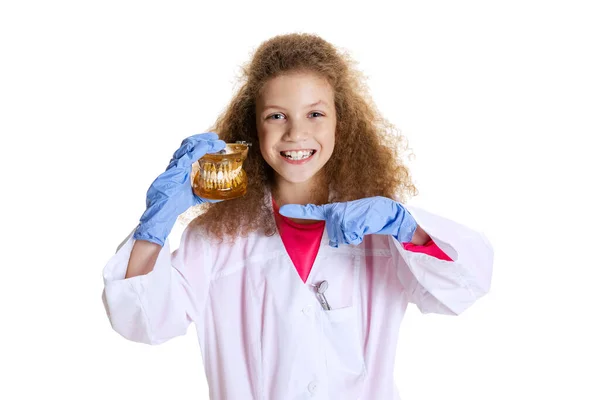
277, 197, 492, 314
102, 225, 212, 345
125, 240, 162, 278
392, 205, 494, 315
102, 132, 223, 344
410, 225, 431, 245
402, 225, 454, 261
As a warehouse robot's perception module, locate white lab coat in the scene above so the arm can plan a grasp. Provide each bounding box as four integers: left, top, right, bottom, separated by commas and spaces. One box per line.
102, 200, 493, 399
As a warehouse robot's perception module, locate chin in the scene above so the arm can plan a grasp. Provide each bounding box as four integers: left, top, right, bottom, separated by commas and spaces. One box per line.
266, 153, 329, 186
278, 171, 316, 184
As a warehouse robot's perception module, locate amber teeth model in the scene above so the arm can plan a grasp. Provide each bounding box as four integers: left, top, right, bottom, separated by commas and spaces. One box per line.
193, 142, 250, 200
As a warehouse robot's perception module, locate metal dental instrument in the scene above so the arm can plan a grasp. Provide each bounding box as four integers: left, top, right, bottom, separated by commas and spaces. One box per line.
314, 281, 331, 310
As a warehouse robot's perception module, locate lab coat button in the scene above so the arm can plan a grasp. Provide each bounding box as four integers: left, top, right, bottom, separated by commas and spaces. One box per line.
302, 305, 313, 316
307, 381, 318, 394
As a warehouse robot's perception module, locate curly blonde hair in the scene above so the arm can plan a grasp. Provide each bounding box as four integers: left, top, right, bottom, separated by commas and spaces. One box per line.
185, 33, 418, 241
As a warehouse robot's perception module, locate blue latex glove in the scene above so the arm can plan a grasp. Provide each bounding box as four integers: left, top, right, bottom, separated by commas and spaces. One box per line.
133, 132, 226, 246
278, 196, 418, 248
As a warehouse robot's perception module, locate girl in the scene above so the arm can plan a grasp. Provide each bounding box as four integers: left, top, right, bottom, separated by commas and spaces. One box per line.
102, 33, 494, 399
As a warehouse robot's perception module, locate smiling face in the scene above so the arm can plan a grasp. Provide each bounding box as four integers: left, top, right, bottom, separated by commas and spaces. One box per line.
255, 71, 336, 190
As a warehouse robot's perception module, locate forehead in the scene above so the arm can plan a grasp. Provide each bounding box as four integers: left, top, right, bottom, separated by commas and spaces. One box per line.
256, 72, 334, 107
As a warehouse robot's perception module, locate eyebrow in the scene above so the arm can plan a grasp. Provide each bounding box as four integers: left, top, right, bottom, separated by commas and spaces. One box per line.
262, 100, 329, 111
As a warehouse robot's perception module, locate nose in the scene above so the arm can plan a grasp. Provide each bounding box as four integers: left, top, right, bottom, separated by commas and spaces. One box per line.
284, 118, 309, 142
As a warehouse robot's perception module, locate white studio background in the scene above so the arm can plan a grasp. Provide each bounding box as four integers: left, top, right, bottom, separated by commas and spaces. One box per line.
1, 1, 598, 399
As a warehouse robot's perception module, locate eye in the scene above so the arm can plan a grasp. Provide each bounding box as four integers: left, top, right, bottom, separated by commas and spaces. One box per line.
267, 113, 285, 120
309, 112, 324, 118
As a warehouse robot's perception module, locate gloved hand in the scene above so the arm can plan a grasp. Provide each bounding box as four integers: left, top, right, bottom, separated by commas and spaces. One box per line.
133, 132, 226, 246
279, 196, 417, 248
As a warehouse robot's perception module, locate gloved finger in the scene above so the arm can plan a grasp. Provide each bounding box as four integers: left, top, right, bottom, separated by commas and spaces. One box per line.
327, 222, 340, 248
186, 132, 219, 142
170, 139, 226, 170
279, 204, 328, 220
173, 132, 220, 160
344, 231, 364, 246
172, 139, 195, 161
190, 139, 226, 161
339, 211, 367, 245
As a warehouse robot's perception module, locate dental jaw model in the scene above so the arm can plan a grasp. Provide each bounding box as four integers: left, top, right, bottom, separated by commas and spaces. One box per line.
193, 142, 250, 200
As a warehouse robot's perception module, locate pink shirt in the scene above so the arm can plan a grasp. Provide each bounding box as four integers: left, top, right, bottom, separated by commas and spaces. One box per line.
272, 200, 325, 283
272, 200, 454, 284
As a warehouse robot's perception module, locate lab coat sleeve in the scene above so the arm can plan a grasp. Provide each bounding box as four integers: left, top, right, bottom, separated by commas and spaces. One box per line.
401, 239, 454, 261
390, 205, 494, 315
101, 224, 211, 345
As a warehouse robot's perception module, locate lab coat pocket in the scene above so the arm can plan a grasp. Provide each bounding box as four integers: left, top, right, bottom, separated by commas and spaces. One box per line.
321, 305, 366, 385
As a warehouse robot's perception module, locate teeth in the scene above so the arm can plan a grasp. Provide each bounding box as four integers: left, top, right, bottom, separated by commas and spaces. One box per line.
282, 150, 314, 160
200, 162, 243, 189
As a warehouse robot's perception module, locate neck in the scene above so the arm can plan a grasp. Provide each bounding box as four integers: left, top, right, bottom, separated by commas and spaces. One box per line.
272, 173, 329, 224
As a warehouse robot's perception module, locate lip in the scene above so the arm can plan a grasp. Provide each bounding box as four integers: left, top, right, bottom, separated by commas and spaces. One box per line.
279, 149, 317, 165
279, 148, 316, 153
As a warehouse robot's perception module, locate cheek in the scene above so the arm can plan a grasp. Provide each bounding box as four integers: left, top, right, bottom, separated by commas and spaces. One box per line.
257, 131, 275, 164
260, 146, 272, 164
258, 124, 284, 153
258, 139, 270, 161
320, 123, 336, 151
320, 128, 336, 162
323, 140, 335, 160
